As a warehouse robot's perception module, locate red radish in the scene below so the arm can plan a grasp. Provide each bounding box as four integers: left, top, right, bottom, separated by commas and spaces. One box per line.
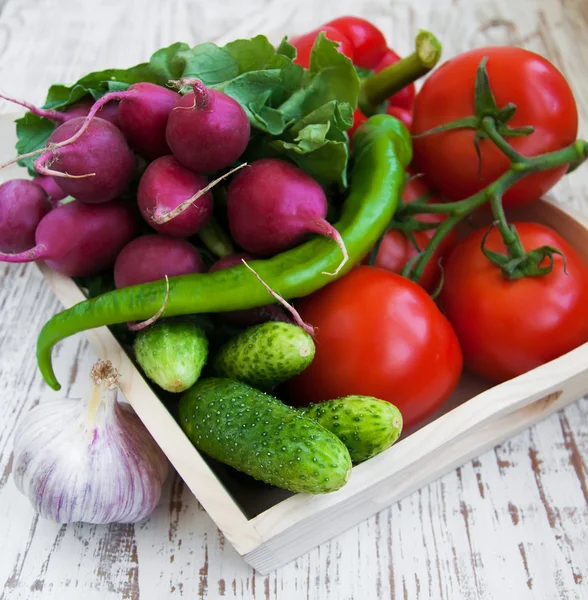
209, 253, 290, 326
0, 200, 137, 276
0, 92, 120, 127
114, 234, 206, 288
0, 179, 51, 252
33, 117, 136, 204
62, 97, 121, 128
227, 158, 348, 274
165, 80, 250, 173
33, 175, 67, 206
137, 155, 213, 237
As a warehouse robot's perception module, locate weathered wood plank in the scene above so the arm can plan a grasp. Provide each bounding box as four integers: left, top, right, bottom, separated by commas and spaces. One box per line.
0, 0, 587, 598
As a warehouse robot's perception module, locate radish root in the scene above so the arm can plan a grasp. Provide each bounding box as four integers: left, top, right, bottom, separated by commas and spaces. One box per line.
127, 276, 170, 332
152, 163, 248, 225
241, 259, 315, 336
0, 90, 66, 122
308, 220, 349, 276
1, 91, 128, 171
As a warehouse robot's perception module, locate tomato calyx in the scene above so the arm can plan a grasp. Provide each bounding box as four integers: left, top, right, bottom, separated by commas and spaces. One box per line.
480, 222, 567, 280
412, 57, 535, 159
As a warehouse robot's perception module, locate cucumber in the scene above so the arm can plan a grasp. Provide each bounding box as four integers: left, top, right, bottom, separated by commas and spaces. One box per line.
212, 322, 315, 390
134, 320, 208, 393
300, 396, 403, 463
178, 378, 352, 494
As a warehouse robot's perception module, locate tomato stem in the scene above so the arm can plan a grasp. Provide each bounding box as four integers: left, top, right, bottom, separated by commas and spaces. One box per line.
481, 117, 528, 165
359, 30, 442, 116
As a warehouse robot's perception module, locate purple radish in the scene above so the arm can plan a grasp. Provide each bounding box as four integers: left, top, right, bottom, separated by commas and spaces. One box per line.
137, 155, 213, 237
0, 179, 51, 253
209, 253, 290, 327
33, 175, 67, 206
0, 199, 138, 276
33, 117, 136, 204
62, 97, 121, 128
165, 80, 250, 173
0, 91, 120, 127
227, 158, 348, 275
114, 234, 206, 288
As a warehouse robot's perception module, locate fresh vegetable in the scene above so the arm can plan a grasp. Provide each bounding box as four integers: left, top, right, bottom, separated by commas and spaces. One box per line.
439, 222, 588, 383
62, 96, 121, 127
372, 48, 416, 110
284, 266, 463, 430
178, 378, 352, 494
349, 104, 412, 139
165, 80, 250, 173
62, 83, 181, 161
323, 16, 387, 69
114, 82, 180, 159
137, 155, 213, 237
411, 47, 579, 207
300, 395, 403, 463
209, 253, 288, 326
32, 175, 67, 205
33, 117, 136, 204
289, 26, 355, 68
366, 170, 456, 293
213, 321, 315, 390
12, 360, 168, 524
37, 114, 412, 391
134, 321, 209, 392
0, 179, 51, 253
0, 200, 137, 277
114, 234, 206, 288
227, 158, 348, 272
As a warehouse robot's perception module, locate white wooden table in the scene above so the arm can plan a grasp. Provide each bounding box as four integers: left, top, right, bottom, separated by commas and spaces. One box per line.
0, 0, 587, 598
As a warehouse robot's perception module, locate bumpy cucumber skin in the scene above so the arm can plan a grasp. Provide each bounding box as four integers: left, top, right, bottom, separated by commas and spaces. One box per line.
213, 322, 315, 390
300, 396, 403, 463
178, 378, 352, 494
134, 321, 208, 393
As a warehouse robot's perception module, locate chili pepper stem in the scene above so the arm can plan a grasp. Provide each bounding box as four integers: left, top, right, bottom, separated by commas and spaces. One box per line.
359, 30, 442, 116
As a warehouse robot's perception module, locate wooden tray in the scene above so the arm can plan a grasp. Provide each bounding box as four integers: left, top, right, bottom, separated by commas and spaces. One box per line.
2, 113, 588, 574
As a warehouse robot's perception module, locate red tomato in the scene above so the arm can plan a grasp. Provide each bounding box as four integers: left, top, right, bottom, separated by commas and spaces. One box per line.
370, 172, 456, 292
325, 16, 387, 69
285, 267, 463, 430
374, 48, 416, 110
386, 106, 413, 131
440, 222, 588, 383
412, 47, 578, 208
290, 26, 355, 68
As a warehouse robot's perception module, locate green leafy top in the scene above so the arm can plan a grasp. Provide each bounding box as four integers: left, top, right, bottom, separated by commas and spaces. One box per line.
16, 33, 359, 189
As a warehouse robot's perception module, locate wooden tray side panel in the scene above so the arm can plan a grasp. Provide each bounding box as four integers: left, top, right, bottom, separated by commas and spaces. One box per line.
36, 264, 263, 556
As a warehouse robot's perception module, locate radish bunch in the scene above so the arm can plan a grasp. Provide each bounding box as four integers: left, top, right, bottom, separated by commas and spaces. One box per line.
0, 76, 347, 309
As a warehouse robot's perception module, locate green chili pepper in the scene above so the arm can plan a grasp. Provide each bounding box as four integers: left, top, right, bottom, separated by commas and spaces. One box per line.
37, 114, 412, 390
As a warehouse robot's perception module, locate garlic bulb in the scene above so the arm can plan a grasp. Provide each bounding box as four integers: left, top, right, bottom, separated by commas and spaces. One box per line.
13, 360, 169, 524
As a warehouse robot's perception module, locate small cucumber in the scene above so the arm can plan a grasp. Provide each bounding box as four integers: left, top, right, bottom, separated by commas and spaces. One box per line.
212, 322, 315, 390
300, 396, 403, 463
134, 320, 208, 393
178, 378, 352, 494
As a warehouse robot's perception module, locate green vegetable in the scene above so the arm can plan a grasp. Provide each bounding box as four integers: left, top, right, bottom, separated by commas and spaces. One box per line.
37, 114, 412, 391
213, 322, 314, 390
300, 396, 403, 463
17, 34, 357, 186
178, 378, 352, 494
134, 321, 208, 393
